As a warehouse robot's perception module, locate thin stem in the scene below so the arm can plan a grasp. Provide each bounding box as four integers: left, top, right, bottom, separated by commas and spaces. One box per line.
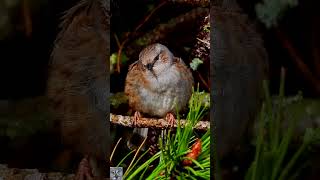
275, 28, 320, 94
116, 1, 167, 73
110, 137, 122, 162
278, 142, 308, 180
124, 136, 148, 177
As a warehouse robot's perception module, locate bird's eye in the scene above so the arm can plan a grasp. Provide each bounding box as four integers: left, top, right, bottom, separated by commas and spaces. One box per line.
154, 54, 160, 61
145, 63, 153, 70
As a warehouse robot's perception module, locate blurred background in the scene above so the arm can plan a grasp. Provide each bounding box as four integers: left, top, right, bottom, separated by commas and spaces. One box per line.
0, 0, 88, 173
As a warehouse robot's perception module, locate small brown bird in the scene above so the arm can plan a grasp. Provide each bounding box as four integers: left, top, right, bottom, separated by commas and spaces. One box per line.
125, 43, 194, 127
47, 0, 109, 179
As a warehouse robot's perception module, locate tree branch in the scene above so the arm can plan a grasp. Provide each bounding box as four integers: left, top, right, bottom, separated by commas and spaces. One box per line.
0, 164, 86, 180
116, 0, 167, 73
170, 0, 209, 7
275, 28, 320, 95
110, 113, 210, 130
311, 19, 320, 79
125, 7, 209, 58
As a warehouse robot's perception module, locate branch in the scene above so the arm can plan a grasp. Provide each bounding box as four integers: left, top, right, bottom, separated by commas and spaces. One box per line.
0, 164, 90, 180
110, 113, 210, 131
191, 14, 210, 91
311, 19, 320, 79
311, 42, 320, 79
275, 28, 320, 95
116, 1, 167, 73
170, 0, 209, 7
125, 7, 209, 58
22, 0, 32, 37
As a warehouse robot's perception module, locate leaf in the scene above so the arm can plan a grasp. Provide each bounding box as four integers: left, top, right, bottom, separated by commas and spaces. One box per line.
189, 58, 203, 71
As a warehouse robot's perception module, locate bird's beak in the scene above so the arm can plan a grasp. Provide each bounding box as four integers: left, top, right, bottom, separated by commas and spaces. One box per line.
144, 63, 157, 79
150, 69, 158, 80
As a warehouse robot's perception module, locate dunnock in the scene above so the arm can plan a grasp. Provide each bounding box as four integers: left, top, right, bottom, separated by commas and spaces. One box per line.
125, 43, 194, 127
47, 0, 109, 179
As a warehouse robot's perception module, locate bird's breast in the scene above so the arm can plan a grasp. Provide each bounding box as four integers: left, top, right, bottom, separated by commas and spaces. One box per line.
135, 66, 191, 116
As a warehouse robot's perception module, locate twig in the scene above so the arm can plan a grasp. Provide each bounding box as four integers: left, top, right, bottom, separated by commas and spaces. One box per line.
196, 37, 210, 46
123, 136, 148, 177
116, 1, 167, 73
191, 15, 210, 91
197, 71, 210, 90
22, 0, 32, 37
125, 7, 209, 58
110, 113, 210, 130
0, 164, 87, 180
114, 33, 121, 48
275, 28, 320, 94
311, 21, 320, 79
169, 0, 209, 6
312, 44, 320, 79
110, 137, 122, 162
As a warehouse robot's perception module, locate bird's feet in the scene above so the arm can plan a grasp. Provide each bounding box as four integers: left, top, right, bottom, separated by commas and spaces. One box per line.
75, 155, 93, 180
166, 113, 176, 128
133, 111, 141, 127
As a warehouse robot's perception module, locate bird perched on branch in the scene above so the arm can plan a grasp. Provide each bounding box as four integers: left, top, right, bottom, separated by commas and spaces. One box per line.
125, 43, 194, 149
47, 0, 109, 179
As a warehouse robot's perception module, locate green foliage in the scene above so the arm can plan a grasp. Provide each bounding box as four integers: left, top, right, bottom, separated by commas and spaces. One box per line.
198, 92, 210, 108
147, 4, 155, 11
0, 97, 53, 139
283, 98, 320, 120
255, 0, 298, 28
110, 52, 129, 73
303, 128, 320, 147
135, 37, 149, 47
203, 24, 210, 33
190, 58, 203, 71
120, 86, 210, 179
245, 71, 319, 180
110, 92, 128, 109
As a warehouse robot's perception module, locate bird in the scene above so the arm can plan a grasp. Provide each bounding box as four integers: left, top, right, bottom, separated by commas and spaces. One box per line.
211, 1, 268, 158
124, 43, 194, 146
47, 0, 109, 179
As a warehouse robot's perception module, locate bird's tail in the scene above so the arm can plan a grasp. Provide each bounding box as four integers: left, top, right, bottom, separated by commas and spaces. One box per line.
133, 128, 149, 139
127, 128, 149, 151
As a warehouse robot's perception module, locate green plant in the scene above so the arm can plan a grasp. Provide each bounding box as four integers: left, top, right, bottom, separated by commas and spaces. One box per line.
118, 86, 210, 179
245, 70, 320, 180
110, 52, 128, 73
189, 58, 203, 71
255, 0, 298, 28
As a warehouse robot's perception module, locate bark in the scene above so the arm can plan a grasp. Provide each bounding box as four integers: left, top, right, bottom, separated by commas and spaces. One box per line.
110, 113, 210, 130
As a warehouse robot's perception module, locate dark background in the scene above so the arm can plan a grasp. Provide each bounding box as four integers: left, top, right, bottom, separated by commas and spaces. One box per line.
0, 0, 319, 100
0, 0, 319, 177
